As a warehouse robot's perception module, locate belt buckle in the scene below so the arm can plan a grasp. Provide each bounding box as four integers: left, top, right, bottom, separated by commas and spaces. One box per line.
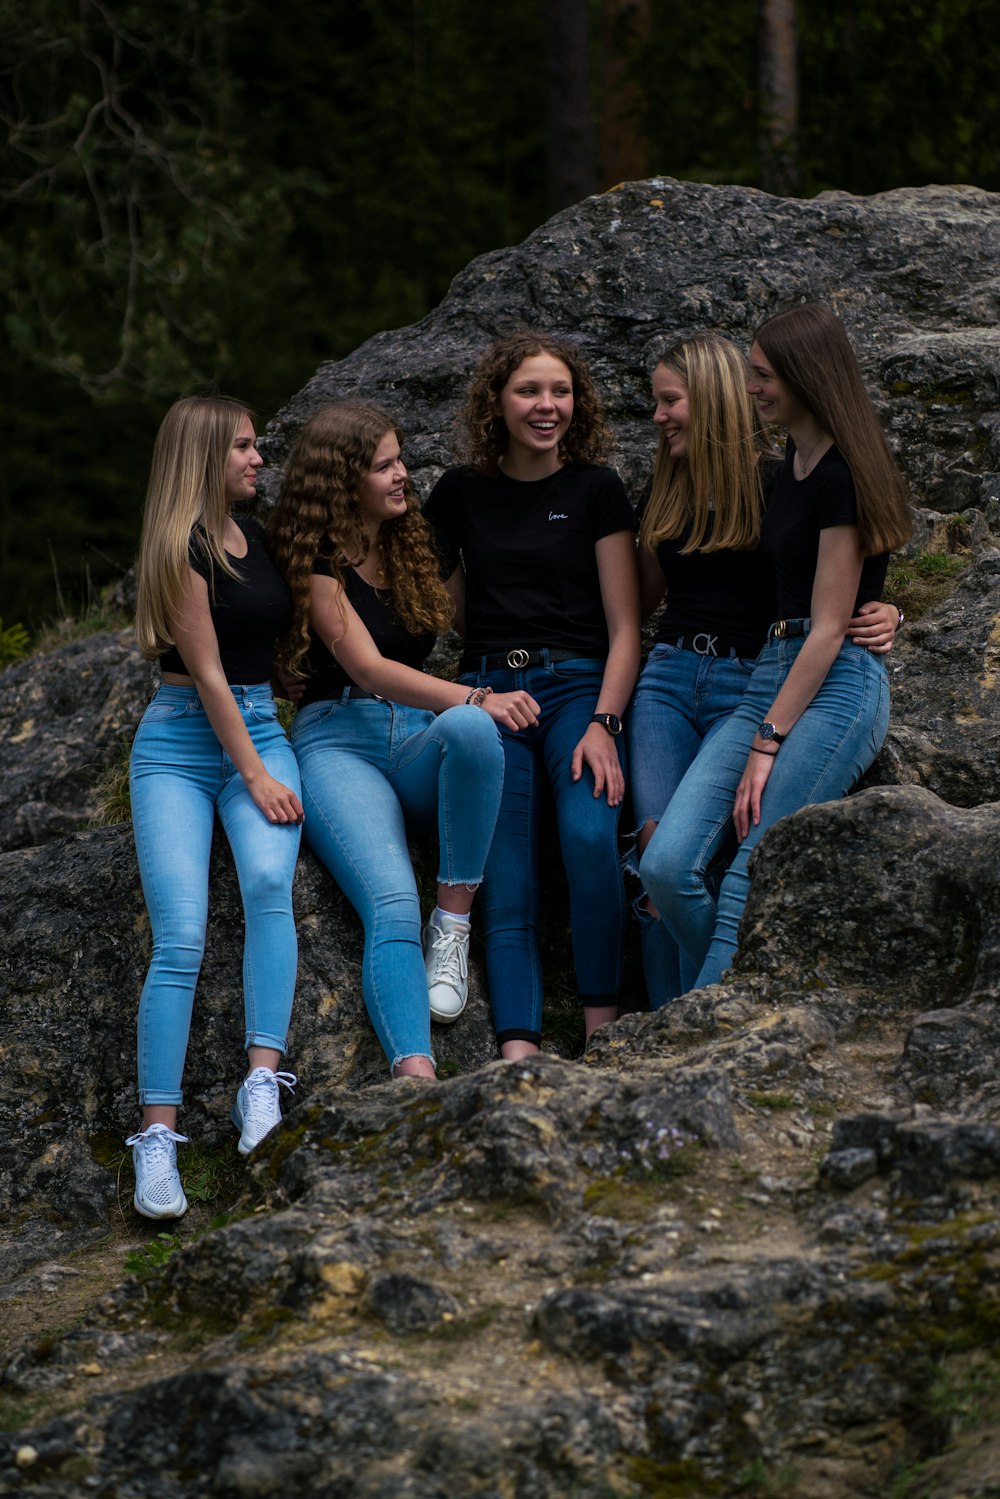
774, 620, 788, 638
692, 632, 719, 656
507, 648, 530, 669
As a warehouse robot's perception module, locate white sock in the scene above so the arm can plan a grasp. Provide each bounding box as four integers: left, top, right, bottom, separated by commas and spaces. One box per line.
431, 906, 471, 931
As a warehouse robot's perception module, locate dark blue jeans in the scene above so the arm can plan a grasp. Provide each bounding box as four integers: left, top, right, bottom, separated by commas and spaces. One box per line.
460, 654, 626, 1044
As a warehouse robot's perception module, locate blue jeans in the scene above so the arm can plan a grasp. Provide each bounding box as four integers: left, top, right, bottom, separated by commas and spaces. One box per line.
460, 655, 626, 1045
291, 697, 505, 1070
640, 629, 890, 989
130, 683, 302, 1106
627, 642, 757, 1007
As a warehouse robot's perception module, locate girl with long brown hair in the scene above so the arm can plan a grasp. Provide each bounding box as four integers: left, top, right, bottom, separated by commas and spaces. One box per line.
269, 403, 538, 1077
641, 305, 912, 988
628, 333, 900, 1005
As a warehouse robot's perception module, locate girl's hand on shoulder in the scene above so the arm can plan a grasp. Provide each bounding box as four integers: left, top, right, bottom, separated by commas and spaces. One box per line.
483, 690, 540, 731
734, 747, 776, 840
245, 770, 305, 825
572, 723, 625, 806
847, 599, 900, 655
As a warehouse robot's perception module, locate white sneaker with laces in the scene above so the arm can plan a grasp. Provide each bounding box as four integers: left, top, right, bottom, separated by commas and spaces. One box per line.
423, 913, 470, 1023
126, 1123, 189, 1220
231, 1067, 296, 1156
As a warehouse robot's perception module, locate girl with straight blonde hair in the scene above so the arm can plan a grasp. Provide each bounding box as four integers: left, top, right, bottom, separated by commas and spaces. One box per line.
629, 333, 900, 1004
641, 306, 912, 990
127, 396, 304, 1220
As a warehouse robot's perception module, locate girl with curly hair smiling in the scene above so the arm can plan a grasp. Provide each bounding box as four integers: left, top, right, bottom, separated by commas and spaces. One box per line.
269, 403, 538, 1077
423, 331, 641, 1058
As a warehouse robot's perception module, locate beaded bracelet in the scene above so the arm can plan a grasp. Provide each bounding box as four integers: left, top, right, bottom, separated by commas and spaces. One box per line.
464, 686, 494, 708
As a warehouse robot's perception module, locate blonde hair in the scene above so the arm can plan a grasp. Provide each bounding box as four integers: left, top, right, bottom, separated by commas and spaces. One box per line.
640, 335, 772, 556
269, 403, 453, 675
134, 396, 253, 660
755, 303, 912, 555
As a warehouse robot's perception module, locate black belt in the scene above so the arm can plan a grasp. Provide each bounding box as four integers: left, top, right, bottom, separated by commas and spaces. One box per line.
462, 647, 579, 673
770, 618, 810, 639
340, 685, 383, 700
670, 632, 744, 659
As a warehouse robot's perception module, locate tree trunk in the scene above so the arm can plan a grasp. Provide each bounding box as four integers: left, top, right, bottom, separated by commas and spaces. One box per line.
758, 0, 800, 195
599, 0, 650, 189
545, 0, 597, 213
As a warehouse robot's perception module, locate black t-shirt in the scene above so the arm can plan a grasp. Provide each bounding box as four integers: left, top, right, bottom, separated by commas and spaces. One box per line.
423, 463, 636, 662
651, 525, 776, 658
762, 441, 889, 618
299, 557, 436, 708
159, 514, 291, 684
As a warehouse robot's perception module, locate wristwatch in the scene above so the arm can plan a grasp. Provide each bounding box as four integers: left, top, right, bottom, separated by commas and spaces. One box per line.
757, 720, 786, 744
590, 713, 623, 737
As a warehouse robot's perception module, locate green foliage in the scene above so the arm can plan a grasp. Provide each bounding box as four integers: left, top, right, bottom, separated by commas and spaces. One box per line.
887, 551, 970, 622
4, 0, 999, 631
745, 1091, 797, 1111
733, 1458, 800, 1497
0, 617, 30, 669
124, 1232, 184, 1278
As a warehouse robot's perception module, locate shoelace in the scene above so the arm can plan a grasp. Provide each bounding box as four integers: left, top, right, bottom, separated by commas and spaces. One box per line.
427, 928, 469, 991
125, 1125, 189, 1205
125, 1124, 189, 1151
241, 1068, 297, 1128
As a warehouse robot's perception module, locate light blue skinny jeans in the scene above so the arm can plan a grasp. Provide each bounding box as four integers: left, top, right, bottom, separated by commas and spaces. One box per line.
291, 697, 505, 1070
459, 655, 626, 1045
130, 683, 302, 1106
627, 641, 758, 1007
640, 626, 890, 989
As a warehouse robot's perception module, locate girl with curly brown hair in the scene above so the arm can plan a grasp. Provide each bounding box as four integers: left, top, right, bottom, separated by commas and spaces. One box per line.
269, 403, 538, 1077
422, 331, 641, 1059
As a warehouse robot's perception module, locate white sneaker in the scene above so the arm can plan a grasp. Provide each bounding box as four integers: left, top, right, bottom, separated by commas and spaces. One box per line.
423, 913, 470, 1023
231, 1067, 296, 1156
126, 1123, 189, 1220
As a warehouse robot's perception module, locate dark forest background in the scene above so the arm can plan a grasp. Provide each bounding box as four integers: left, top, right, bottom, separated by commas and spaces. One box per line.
3, 0, 999, 637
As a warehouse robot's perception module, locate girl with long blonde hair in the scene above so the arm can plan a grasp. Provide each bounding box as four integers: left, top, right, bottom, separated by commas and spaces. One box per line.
269, 403, 538, 1077
640, 307, 911, 990
128, 396, 304, 1220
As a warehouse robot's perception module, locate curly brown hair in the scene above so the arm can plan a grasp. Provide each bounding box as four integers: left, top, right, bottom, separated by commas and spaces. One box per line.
457, 329, 613, 474
268, 403, 453, 675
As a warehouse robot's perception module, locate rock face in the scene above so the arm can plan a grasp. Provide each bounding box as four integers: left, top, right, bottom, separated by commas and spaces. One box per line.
4, 179, 1000, 844
259, 178, 1000, 529
0, 629, 150, 851
3, 180, 1000, 1497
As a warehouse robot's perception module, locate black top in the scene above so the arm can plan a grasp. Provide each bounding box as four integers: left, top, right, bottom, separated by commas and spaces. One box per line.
651, 521, 776, 658
159, 514, 291, 684
423, 463, 636, 663
648, 457, 780, 657
762, 440, 889, 618
299, 556, 436, 708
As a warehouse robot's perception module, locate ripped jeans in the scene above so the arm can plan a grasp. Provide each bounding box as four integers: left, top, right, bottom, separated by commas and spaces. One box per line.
292, 696, 505, 1069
